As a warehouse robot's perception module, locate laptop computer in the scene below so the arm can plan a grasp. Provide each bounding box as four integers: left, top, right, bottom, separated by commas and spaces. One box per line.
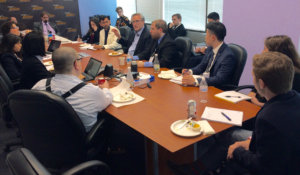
82, 57, 102, 81
47, 40, 61, 53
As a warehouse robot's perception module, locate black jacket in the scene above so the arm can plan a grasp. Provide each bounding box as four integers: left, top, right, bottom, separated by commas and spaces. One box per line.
0, 53, 22, 81
82, 28, 101, 44
168, 23, 187, 39
20, 55, 53, 89
138, 33, 180, 69
33, 21, 60, 35
118, 26, 151, 56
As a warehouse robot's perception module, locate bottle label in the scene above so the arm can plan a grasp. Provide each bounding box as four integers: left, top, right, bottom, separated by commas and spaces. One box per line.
154, 64, 160, 71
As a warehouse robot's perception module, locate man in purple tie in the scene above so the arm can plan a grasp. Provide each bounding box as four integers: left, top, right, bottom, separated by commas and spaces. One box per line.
33, 11, 59, 36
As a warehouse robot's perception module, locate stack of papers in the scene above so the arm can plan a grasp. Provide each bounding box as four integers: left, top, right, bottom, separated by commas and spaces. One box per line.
158, 70, 177, 79
169, 75, 201, 85
201, 107, 244, 126
79, 43, 96, 50
215, 91, 251, 103
55, 35, 72, 44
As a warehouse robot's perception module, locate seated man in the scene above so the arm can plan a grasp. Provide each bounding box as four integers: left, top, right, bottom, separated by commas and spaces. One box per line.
33, 11, 59, 36
182, 22, 236, 89
32, 47, 113, 132
167, 13, 187, 39
137, 19, 180, 69
112, 13, 151, 57
170, 52, 300, 175
94, 15, 122, 51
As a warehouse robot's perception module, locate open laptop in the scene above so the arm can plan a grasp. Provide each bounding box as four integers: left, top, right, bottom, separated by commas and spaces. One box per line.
82, 57, 102, 81
47, 40, 61, 53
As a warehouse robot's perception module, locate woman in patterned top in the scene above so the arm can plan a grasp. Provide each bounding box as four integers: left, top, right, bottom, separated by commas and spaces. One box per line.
115, 7, 131, 29
80, 17, 101, 44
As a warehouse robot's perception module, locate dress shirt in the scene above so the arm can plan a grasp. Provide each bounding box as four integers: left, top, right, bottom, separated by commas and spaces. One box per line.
32, 74, 113, 132
128, 27, 144, 56
42, 21, 56, 36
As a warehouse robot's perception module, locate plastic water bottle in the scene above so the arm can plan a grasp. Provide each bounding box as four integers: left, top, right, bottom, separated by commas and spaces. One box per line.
153, 54, 160, 73
126, 67, 134, 88
199, 76, 208, 103
48, 31, 53, 43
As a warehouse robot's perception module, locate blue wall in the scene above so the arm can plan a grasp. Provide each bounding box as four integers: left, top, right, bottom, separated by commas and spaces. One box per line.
78, 0, 117, 36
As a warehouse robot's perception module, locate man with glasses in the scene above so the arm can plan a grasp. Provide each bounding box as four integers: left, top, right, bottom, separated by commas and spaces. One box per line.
33, 11, 59, 36
112, 13, 151, 57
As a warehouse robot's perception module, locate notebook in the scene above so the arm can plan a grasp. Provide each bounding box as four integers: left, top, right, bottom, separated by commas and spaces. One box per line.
201, 106, 244, 126
214, 91, 252, 103
81, 57, 102, 81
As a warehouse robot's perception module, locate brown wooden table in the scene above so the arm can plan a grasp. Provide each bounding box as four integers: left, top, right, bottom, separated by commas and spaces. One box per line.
62, 43, 261, 175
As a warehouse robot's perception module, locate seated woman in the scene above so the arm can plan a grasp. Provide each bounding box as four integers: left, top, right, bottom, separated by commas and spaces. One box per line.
80, 17, 101, 44
249, 35, 300, 106
0, 34, 23, 81
20, 31, 53, 89
1, 21, 21, 37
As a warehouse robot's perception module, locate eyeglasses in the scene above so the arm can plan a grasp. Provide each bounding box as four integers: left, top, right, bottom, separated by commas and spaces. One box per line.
132, 20, 142, 23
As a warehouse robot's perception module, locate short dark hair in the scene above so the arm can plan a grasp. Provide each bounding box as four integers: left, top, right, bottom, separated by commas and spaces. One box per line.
41, 11, 49, 17
206, 22, 226, 41
207, 12, 220, 21
1, 21, 14, 36
0, 33, 21, 54
115, 7, 123, 12
172, 13, 182, 20
99, 15, 110, 21
22, 31, 46, 57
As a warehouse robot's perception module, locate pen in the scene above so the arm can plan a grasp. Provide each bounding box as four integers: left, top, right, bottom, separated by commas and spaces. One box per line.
221, 112, 231, 121
225, 95, 241, 98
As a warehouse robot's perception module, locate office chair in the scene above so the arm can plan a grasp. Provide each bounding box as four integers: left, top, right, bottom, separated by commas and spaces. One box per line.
6, 148, 110, 175
174, 37, 193, 72
220, 43, 247, 90
119, 26, 131, 41
8, 89, 109, 172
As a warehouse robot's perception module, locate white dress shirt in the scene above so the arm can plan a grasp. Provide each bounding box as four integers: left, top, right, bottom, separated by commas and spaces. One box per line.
32, 74, 113, 132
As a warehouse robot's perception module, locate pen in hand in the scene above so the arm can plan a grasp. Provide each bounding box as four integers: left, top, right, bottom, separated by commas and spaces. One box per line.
221, 112, 231, 121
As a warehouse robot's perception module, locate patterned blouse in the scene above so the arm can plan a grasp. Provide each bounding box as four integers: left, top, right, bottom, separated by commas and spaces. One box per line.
115, 16, 131, 28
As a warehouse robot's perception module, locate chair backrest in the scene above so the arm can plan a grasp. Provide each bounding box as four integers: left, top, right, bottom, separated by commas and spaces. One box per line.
119, 26, 131, 41
0, 75, 14, 123
228, 43, 247, 86
6, 148, 51, 175
0, 64, 14, 90
175, 37, 193, 68
293, 72, 300, 92
8, 90, 88, 169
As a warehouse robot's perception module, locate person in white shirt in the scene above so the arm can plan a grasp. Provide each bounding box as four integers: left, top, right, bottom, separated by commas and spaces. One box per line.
32, 47, 113, 132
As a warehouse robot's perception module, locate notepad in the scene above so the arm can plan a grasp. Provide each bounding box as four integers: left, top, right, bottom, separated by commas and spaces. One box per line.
201, 107, 243, 126
215, 91, 251, 103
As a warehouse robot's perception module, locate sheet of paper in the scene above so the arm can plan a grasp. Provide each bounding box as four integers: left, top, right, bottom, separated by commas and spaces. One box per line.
201, 107, 243, 126
215, 91, 252, 103
169, 75, 202, 85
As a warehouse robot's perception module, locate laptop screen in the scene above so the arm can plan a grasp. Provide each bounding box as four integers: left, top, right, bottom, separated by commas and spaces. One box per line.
84, 57, 102, 77
47, 40, 61, 52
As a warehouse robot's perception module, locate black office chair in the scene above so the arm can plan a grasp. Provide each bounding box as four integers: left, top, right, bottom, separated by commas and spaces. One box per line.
119, 26, 131, 41
6, 148, 110, 175
174, 37, 193, 72
8, 89, 109, 171
0, 75, 14, 126
220, 43, 247, 90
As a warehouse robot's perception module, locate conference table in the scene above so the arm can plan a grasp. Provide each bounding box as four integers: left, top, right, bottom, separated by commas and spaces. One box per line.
59, 43, 260, 175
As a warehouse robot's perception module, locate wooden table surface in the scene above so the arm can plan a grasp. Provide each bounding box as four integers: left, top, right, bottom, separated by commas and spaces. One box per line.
62, 43, 260, 153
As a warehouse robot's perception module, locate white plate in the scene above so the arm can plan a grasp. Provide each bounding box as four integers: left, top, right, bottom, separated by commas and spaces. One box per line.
43, 61, 53, 66
158, 73, 177, 79
113, 92, 135, 103
170, 120, 203, 137
138, 72, 151, 80
108, 52, 122, 56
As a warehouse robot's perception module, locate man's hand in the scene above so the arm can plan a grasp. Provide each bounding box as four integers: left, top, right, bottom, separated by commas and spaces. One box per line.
182, 69, 192, 76
137, 61, 144, 67
195, 47, 207, 54
182, 75, 196, 86
94, 45, 104, 50
111, 28, 121, 39
169, 23, 174, 28
227, 140, 250, 159
99, 80, 109, 89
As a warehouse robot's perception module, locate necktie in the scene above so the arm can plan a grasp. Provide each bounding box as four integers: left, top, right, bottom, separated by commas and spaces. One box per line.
205, 52, 216, 72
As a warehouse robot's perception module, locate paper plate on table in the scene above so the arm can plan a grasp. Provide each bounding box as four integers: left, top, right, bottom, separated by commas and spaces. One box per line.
43, 61, 53, 66
108, 52, 122, 56
113, 91, 135, 103
170, 120, 203, 137
158, 73, 177, 79
79, 43, 90, 47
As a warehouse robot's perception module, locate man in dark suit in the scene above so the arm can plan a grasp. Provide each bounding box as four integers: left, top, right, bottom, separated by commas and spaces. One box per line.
167, 13, 187, 39
137, 19, 180, 69
112, 13, 151, 57
33, 11, 59, 36
182, 22, 236, 89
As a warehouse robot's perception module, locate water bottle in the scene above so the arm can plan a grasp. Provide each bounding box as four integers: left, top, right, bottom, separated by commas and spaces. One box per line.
199, 76, 208, 103
126, 67, 134, 88
48, 31, 53, 43
153, 54, 160, 73
187, 100, 197, 118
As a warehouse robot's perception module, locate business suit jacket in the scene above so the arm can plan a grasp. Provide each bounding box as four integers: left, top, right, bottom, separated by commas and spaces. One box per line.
33, 21, 59, 35
233, 91, 300, 175
20, 55, 53, 89
168, 23, 187, 39
191, 43, 236, 89
0, 53, 22, 81
99, 26, 122, 50
138, 33, 180, 69
118, 26, 151, 56
82, 28, 100, 44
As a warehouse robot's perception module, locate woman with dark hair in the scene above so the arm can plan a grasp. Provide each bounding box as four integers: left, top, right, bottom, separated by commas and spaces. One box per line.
0, 34, 22, 81
80, 17, 101, 44
249, 35, 300, 106
20, 31, 53, 89
1, 21, 20, 37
